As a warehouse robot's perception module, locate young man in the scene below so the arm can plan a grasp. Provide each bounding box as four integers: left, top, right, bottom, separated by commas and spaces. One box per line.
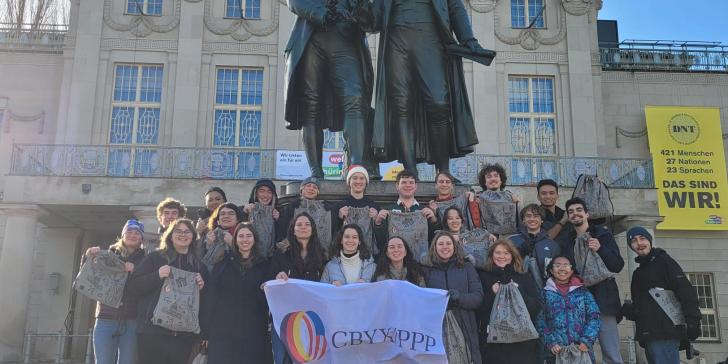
536, 179, 569, 240
335, 165, 380, 221
507, 203, 560, 287
146, 198, 187, 252
621, 226, 701, 364
557, 197, 625, 364
428, 171, 481, 230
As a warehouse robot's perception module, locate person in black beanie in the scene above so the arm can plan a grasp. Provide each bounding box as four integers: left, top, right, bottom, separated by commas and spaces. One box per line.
621, 226, 702, 364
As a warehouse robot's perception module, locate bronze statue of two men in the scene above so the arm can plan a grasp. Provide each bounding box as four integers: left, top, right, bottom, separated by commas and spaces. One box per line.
284, 0, 490, 181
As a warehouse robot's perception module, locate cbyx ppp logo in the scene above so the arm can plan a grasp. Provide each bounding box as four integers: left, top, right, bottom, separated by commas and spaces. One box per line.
280, 311, 328, 363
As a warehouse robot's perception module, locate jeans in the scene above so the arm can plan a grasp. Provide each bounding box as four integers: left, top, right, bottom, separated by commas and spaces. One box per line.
598, 315, 625, 364
645, 339, 680, 364
271, 326, 291, 364
93, 319, 137, 364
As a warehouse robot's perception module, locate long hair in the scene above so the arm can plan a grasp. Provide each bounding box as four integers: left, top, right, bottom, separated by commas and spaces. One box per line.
207, 202, 243, 231
484, 238, 525, 273
232, 222, 265, 269
373, 236, 424, 285
442, 206, 465, 233
427, 231, 466, 267
159, 219, 201, 269
108, 232, 142, 259
329, 224, 371, 260
287, 212, 326, 274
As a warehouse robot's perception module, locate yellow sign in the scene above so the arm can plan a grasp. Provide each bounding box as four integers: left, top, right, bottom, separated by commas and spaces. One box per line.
645, 106, 728, 230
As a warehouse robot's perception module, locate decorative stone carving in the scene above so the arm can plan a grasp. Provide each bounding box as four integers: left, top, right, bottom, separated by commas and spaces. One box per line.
103, 0, 181, 37
203, 0, 279, 41
101, 38, 178, 50
494, 6, 567, 50
3, 109, 45, 134
468, 0, 499, 13
561, 0, 593, 16
201, 42, 277, 54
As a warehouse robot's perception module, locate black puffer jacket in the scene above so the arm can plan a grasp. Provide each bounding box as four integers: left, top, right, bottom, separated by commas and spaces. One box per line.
623, 248, 701, 345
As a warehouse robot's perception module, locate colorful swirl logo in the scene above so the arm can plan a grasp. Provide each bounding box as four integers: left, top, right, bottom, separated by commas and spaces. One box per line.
280, 311, 327, 363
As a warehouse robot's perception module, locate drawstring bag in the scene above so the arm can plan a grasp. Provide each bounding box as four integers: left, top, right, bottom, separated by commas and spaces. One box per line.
295, 199, 333, 254
649, 288, 686, 325
556, 344, 592, 364
388, 211, 429, 264
478, 191, 518, 235
443, 310, 472, 364
201, 228, 227, 271
434, 194, 473, 230
250, 203, 276, 257
573, 232, 614, 287
74, 251, 128, 308
460, 228, 492, 270
572, 174, 613, 220
523, 255, 544, 288
152, 266, 201, 333
344, 207, 378, 255
487, 282, 539, 343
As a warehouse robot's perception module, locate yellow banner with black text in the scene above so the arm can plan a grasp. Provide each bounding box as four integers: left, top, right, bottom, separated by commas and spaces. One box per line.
645, 106, 728, 230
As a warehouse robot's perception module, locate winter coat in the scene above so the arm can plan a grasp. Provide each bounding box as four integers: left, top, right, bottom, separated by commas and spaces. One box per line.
478, 264, 542, 364
508, 228, 561, 287
623, 248, 701, 346
362, 0, 479, 163
83, 247, 146, 321
557, 223, 624, 315
321, 255, 376, 284
242, 179, 278, 221
268, 247, 324, 282
426, 261, 484, 364
203, 252, 271, 364
283, 0, 374, 132
126, 249, 208, 337
537, 277, 601, 360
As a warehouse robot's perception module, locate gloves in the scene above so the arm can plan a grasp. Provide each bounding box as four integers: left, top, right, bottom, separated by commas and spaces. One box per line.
463, 38, 482, 51
619, 302, 638, 321
686, 321, 701, 341
448, 289, 461, 303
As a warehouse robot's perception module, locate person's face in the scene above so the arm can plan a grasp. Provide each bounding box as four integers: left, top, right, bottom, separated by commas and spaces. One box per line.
396, 177, 417, 199
349, 173, 367, 194
492, 244, 513, 268
294, 216, 312, 240
386, 238, 407, 263
484, 171, 502, 190
217, 207, 238, 229
171, 224, 194, 250
550, 257, 574, 283
435, 175, 453, 196
301, 183, 319, 200
446, 210, 463, 232
256, 186, 274, 205
435, 236, 455, 261
205, 191, 225, 211
341, 227, 361, 254
159, 208, 180, 228
123, 229, 142, 249
236, 227, 255, 255
522, 210, 543, 232
630, 235, 652, 257
537, 185, 558, 208
567, 203, 589, 227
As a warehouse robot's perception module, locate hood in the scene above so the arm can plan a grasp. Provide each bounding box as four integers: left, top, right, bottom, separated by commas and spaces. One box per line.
544, 275, 584, 293
248, 179, 278, 205
518, 226, 549, 242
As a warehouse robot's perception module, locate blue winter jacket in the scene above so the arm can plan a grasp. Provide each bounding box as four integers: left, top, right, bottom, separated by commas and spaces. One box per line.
537, 277, 601, 359
320, 255, 376, 284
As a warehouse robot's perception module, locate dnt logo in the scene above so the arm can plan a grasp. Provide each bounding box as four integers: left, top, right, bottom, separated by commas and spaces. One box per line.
280, 311, 328, 363
667, 113, 700, 145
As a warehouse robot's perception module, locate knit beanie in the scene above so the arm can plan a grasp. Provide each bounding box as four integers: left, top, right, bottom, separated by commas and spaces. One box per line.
626, 226, 652, 249
122, 219, 145, 237
300, 176, 321, 190
346, 165, 369, 186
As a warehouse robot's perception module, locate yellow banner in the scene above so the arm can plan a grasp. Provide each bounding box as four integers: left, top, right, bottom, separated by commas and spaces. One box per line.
645, 106, 728, 230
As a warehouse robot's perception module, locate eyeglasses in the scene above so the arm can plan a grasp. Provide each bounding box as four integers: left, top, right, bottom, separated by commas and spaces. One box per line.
552, 264, 572, 269
218, 211, 237, 217
173, 229, 193, 235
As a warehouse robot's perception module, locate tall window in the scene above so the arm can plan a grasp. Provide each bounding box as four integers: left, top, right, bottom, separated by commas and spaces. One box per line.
127, 0, 163, 15
511, 0, 544, 28
508, 76, 555, 155
225, 0, 261, 19
109, 64, 163, 176
687, 273, 721, 341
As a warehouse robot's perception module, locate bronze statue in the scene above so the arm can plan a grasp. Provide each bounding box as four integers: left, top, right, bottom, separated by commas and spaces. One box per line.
283, 0, 375, 179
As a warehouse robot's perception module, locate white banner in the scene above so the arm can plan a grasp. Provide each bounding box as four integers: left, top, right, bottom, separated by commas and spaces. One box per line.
276, 150, 310, 179
264, 279, 448, 364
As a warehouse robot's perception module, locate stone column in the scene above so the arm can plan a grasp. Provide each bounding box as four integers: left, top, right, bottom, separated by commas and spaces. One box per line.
0, 204, 43, 362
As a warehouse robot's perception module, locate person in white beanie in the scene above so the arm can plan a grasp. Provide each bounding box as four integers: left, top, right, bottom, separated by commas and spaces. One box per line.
334, 165, 381, 248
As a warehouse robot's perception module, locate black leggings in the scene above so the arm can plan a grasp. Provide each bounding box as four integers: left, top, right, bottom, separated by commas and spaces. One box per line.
137, 333, 197, 364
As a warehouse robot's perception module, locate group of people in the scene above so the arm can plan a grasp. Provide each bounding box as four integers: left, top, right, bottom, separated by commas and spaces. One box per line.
84, 164, 703, 364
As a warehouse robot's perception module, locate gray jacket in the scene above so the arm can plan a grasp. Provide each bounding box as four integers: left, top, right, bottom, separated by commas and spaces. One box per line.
321, 256, 376, 284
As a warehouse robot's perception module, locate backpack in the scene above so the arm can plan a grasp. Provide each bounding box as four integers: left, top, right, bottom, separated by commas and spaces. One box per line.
572, 174, 613, 220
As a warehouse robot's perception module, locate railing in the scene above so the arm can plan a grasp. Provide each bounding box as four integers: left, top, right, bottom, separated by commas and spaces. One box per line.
9, 144, 655, 188
22, 330, 93, 364
0, 23, 68, 53
600, 40, 728, 73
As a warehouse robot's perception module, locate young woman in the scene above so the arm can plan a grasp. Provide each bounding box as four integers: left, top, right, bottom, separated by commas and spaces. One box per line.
195, 187, 227, 235
84, 220, 146, 364
478, 239, 541, 364
428, 171, 481, 230
204, 222, 271, 364
269, 212, 327, 364
537, 255, 601, 363
127, 219, 207, 364
198, 203, 243, 270
442, 206, 496, 243
321, 224, 376, 285
372, 236, 426, 286
425, 231, 483, 364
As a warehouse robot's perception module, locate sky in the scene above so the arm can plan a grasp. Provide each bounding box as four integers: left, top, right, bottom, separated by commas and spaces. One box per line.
598, 0, 728, 45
